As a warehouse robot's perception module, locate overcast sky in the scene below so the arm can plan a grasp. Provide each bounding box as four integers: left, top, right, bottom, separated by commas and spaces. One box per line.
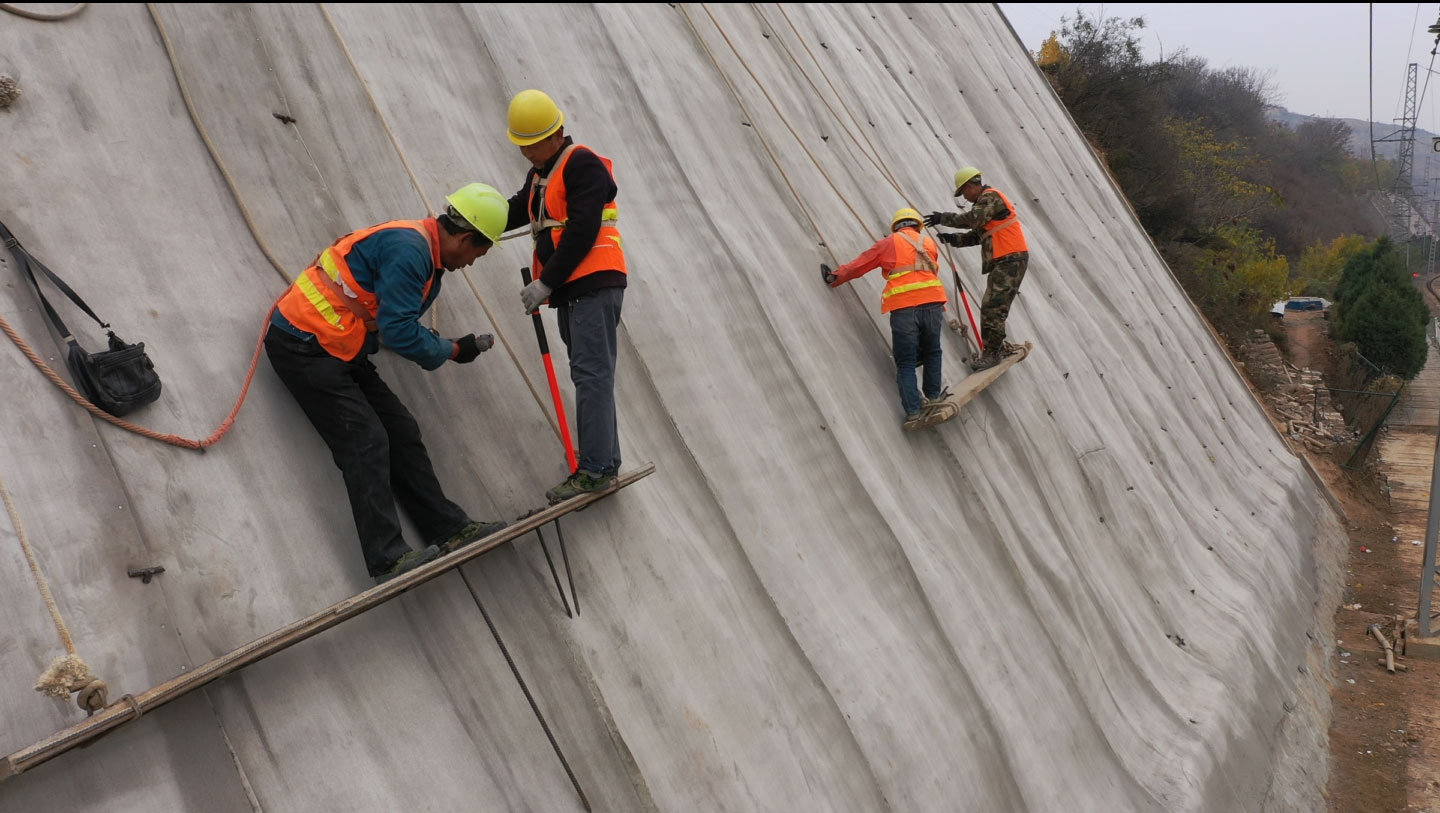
1000, 3, 1440, 130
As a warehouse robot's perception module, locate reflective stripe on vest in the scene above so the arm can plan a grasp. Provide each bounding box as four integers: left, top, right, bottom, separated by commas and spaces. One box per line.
527, 143, 627, 285
980, 187, 1028, 260
275, 219, 439, 361
879, 230, 945, 313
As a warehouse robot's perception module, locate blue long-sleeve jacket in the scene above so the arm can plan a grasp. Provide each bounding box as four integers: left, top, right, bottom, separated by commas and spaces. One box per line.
270, 224, 455, 370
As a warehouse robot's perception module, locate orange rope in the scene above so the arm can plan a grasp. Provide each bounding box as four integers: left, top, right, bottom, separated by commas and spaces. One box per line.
0, 302, 276, 451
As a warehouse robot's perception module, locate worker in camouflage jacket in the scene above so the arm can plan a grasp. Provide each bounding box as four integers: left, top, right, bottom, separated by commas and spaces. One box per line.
925, 167, 1029, 371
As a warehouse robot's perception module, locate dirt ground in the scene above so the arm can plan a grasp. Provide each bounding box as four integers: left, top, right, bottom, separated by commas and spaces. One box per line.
1266, 310, 1440, 812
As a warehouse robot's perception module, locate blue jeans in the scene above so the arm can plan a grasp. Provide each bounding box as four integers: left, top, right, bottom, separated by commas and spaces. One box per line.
890, 302, 944, 416
557, 286, 624, 475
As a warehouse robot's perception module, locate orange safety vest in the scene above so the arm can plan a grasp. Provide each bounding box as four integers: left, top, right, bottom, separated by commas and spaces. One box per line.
275, 219, 440, 361
879, 229, 946, 313
981, 187, 1028, 260
528, 143, 627, 285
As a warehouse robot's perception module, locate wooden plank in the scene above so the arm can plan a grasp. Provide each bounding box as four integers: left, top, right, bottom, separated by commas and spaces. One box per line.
0, 463, 655, 782
949, 342, 1033, 413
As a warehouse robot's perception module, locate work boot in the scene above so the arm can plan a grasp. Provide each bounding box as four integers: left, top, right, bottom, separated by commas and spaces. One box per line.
921, 386, 953, 411
902, 412, 925, 431
374, 545, 441, 585
545, 470, 618, 504
970, 347, 1003, 371
437, 519, 508, 554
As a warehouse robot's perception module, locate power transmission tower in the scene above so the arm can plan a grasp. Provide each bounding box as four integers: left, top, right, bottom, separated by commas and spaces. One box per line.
1376, 63, 1420, 262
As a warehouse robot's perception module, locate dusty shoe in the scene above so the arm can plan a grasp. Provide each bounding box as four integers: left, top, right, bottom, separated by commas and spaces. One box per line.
970, 347, 1003, 371
902, 412, 925, 431
438, 519, 507, 554
921, 386, 953, 411
545, 470, 618, 504
375, 545, 441, 585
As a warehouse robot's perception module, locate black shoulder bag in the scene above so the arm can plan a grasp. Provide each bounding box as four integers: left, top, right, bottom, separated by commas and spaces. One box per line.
2, 219, 162, 416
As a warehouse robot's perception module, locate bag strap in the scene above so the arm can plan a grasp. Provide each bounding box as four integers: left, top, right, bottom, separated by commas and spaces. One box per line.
0, 218, 110, 346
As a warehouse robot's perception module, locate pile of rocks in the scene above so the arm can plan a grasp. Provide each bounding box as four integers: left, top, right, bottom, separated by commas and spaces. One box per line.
1240, 329, 1291, 388
1265, 366, 1355, 452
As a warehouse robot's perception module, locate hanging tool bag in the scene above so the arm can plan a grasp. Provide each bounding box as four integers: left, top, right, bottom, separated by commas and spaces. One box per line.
2, 219, 162, 416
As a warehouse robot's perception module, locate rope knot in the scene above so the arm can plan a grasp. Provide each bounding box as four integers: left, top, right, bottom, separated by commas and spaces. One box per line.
34, 653, 109, 713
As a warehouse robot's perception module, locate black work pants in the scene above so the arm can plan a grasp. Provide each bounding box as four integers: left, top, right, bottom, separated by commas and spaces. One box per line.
264, 326, 470, 576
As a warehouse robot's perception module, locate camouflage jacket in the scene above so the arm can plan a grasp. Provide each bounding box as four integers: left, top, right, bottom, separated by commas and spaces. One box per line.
935, 187, 1029, 272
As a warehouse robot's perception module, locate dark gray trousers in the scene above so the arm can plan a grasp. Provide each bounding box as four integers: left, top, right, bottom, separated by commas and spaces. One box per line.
557, 286, 623, 475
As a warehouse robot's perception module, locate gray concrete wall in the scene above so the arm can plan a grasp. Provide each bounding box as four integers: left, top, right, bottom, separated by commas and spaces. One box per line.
0, 4, 1343, 811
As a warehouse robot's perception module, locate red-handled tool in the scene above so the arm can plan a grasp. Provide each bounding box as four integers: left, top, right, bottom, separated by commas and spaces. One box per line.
522, 266, 578, 474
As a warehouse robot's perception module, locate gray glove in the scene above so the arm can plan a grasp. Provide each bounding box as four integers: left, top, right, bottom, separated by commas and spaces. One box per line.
521, 279, 553, 313
821, 263, 837, 285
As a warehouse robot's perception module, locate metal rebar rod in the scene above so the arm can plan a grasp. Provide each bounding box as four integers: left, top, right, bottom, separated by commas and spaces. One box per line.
534, 526, 572, 617
555, 520, 578, 617
458, 570, 590, 811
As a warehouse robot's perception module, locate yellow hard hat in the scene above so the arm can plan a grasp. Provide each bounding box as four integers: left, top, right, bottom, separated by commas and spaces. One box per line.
445, 183, 509, 243
953, 166, 982, 193
891, 207, 923, 231
508, 89, 565, 146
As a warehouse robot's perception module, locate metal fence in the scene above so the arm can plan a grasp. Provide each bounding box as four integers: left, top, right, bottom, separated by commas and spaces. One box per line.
1321, 343, 1405, 469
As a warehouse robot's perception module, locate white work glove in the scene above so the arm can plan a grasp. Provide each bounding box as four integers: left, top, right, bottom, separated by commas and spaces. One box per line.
521, 279, 553, 313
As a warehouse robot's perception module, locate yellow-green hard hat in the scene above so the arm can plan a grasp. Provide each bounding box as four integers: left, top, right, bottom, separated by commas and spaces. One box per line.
953, 166, 982, 193
445, 183, 508, 242
508, 89, 565, 146
890, 207, 923, 231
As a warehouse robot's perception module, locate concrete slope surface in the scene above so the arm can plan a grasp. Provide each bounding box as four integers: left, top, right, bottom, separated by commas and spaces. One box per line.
0, 4, 1344, 811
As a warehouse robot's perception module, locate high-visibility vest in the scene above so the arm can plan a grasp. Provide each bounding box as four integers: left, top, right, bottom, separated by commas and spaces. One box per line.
879, 229, 946, 313
981, 187, 1028, 260
528, 143, 627, 285
275, 219, 439, 361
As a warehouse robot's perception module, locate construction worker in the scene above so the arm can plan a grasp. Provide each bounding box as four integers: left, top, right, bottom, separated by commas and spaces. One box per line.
822, 208, 950, 428
264, 183, 511, 584
925, 167, 1029, 371
506, 89, 627, 503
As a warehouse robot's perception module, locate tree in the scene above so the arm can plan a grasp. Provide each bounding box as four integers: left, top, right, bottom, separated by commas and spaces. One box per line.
1163, 116, 1276, 234
1291, 234, 1369, 298
1333, 239, 1429, 378
1336, 283, 1428, 378
1184, 224, 1290, 332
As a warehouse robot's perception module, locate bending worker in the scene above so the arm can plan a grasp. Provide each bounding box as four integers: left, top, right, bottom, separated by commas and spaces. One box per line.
506, 89, 628, 503
924, 167, 1029, 371
265, 184, 510, 584
822, 208, 949, 429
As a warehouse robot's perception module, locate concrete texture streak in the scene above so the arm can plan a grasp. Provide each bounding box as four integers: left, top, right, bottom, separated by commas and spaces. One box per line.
0, 4, 1342, 811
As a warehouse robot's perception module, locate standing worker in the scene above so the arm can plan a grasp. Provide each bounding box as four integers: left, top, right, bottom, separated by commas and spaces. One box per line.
822, 208, 952, 430
506, 89, 627, 502
265, 184, 511, 584
925, 167, 1029, 371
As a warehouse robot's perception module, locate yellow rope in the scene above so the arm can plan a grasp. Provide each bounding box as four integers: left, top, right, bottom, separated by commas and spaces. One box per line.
147, 4, 292, 285
695, 4, 874, 242
317, 3, 562, 442
0, 470, 108, 712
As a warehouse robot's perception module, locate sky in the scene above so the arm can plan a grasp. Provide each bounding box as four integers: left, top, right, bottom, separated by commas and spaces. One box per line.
1000, 3, 1440, 131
